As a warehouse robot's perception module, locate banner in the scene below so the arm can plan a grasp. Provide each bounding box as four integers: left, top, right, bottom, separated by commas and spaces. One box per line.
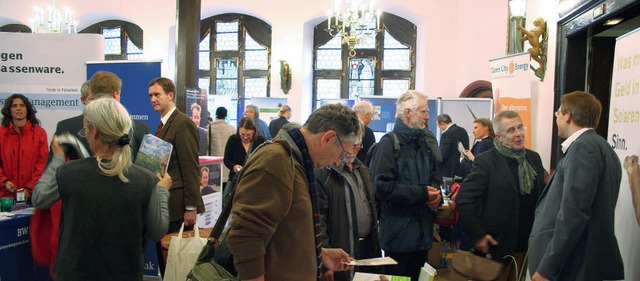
247, 97, 288, 124
0, 33, 103, 142
86, 60, 161, 130
489, 53, 533, 148
609, 27, 640, 281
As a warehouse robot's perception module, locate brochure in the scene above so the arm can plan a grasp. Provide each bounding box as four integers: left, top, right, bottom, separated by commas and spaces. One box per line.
345, 256, 398, 266
134, 134, 173, 176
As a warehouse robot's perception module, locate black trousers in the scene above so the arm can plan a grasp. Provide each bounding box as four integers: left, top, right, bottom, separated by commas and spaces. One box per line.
384, 250, 428, 281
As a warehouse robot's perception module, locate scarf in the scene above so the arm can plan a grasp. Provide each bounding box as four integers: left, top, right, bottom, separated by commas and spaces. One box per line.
493, 139, 537, 194
286, 128, 323, 279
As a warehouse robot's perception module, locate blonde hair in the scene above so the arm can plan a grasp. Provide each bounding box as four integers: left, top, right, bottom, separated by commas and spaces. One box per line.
83, 98, 133, 182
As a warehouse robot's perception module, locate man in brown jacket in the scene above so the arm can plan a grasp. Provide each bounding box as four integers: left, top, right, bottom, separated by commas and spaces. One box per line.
148, 77, 204, 233
228, 104, 359, 281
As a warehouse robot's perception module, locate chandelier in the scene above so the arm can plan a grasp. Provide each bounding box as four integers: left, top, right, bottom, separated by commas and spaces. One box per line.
31, 0, 77, 34
326, 0, 381, 57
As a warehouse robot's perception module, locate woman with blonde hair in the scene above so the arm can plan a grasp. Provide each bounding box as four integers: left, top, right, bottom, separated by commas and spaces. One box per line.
32, 97, 171, 280
269, 104, 291, 137
460, 118, 495, 178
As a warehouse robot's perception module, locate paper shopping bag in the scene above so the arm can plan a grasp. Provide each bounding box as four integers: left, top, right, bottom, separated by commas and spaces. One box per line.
164, 222, 208, 281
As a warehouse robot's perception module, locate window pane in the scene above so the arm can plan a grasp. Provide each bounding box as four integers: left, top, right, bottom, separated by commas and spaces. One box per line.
245, 33, 265, 50
319, 35, 343, 49
103, 27, 121, 38
317, 79, 341, 100
105, 38, 121, 55
199, 51, 210, 70
244, 77, 268, 98
355, 35, 376, 49
354, 17, 377, 49
383, 30, 407, 49
383, 49, 411, 70
216, 21, 239, 51
316, 49, 342, 70
244, 50, 268, 70
382, 79, 409, 97
200, 33, 210, 51
198, 77, 210, 94
216, 59, 238, 79
216, 79, 238, 96
348, 58, 375, 98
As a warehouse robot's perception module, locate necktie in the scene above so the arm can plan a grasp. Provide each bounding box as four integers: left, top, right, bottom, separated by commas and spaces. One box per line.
156, 122, 163, 137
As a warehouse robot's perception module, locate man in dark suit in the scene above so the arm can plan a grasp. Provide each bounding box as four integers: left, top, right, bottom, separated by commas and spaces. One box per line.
528, 91, 623, 281
457, 110, 546, 281
437, 114, 469, 178
53, 72, 150, 161
148, 77, 205, 233
353, 101, 376, 163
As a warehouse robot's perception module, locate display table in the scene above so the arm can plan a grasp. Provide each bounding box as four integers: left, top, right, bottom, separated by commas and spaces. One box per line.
0, 210, 35, 281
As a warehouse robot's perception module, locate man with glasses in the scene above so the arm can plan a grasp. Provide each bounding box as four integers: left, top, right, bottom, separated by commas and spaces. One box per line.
528, 92, 623, 281
457, 110, 546, 281
316, 128, 381, 281
353, 101, 376, 163
368, 90, 442, 281
228, 103, 360, 280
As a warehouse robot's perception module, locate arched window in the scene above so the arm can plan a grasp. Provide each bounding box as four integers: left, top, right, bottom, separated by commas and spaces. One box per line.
312, 12, 416, 109
198, 13, 271, 125
0, 24, 32, 33
80, 20, 144, 60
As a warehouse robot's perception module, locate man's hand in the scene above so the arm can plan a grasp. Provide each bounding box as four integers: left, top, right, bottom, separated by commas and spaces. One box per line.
532, 272, 550, 281
51, 135, 66, 157
321, 248, 355, 272
233, 165, 243, 173
183, 209, 197, 225
4, 181, 16, 193
321, 270, 335, 281
156, 173, 172, 189
426, 186, 442, 209
474, 234, 498, 254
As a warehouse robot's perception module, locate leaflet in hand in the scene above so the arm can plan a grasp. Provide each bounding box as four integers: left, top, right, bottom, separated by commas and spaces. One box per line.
345, 256, 398, 266
458, 141, 471, 161
134, 134, 173, 176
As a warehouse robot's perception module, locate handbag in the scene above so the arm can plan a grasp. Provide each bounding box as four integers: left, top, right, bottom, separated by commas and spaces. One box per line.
164, 222, 208, 281
449, 249, 504, 281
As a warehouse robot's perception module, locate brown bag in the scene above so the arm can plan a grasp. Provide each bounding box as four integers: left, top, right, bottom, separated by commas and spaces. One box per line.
449, 250, 503, 281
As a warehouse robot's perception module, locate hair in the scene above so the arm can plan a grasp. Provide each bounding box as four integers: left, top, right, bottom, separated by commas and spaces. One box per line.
92, 92, 116, 100
148, 77, 176, 100
89, 71, 122, 97
278, 105, 291, 117
237, 117, 258, 140
304, 103, 361, 142
83, 98, 133, 183
80, 80, 90, 101
245, 104, 260, 117
395, 90, 428, 119
560, 91, 602, 128
474, 118, 495, 138
201, 166, 210, 174
1, 94, 40, 127
436, 114, 453, 125
493, 110, 520, 135
191, 103, 201, 114
216, 107, 228, 119
353, 101, 374, 115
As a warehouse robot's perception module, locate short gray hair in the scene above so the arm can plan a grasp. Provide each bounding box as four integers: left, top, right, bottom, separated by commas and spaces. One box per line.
80, 81, 90, 101
493, 110, 520, 135
246, 104, 259, 117
304, 103, 361, 142
395, 90, 427, 119
352, 101, 373, 115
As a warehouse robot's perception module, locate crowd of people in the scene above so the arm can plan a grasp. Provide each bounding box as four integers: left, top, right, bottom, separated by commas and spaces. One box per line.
0, 70, 625, 281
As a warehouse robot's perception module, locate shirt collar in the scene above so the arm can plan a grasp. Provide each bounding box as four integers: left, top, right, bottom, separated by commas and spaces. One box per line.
160, 107, 177, 125
442, 123, 453, 133
561, 127, 593, 154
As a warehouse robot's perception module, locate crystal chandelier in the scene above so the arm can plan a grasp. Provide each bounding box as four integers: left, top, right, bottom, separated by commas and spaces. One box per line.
31, 0, 77, 34
326, 0, 381, 57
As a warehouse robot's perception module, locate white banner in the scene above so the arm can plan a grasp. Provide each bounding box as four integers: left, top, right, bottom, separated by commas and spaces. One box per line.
609, 27, 640, 281
0, 33, 103, 142
489, 53, 534, 148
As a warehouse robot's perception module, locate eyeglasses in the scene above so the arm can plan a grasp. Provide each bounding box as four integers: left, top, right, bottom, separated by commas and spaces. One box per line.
77, 125, 88, 138
335, 134, 350, 161
504, 124, 526, 136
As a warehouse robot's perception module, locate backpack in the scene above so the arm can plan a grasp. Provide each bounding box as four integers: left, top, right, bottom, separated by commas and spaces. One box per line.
364, 132, 400, 168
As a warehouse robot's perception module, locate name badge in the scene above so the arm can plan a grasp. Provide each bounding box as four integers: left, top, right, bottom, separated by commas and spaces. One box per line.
16, 189, 25, 202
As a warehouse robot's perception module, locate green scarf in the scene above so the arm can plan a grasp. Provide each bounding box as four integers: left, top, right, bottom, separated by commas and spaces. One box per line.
493, 139, 537, 194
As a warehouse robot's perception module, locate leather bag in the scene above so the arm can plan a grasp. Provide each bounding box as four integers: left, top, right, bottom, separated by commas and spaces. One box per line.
449, 249, 503, 281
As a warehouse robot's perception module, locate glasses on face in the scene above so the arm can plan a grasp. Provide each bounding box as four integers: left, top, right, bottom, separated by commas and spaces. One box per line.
78, 125, 88, 138
239, 132, 254, 138
504, 124, 526, 136
335, 134, 351, 161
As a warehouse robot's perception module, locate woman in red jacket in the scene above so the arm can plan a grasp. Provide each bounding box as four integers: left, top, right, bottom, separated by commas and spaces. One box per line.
0, 94, 49, 201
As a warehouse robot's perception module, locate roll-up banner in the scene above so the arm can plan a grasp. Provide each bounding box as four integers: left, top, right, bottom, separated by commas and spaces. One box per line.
609, 27, 640, 281
0, 33, 103, 142
489, 53, 533, 148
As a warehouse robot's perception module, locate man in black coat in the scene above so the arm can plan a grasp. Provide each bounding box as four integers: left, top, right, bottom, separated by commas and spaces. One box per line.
353, 101, 376, 163
437, 114, 469, 178
457, 111, 546, 281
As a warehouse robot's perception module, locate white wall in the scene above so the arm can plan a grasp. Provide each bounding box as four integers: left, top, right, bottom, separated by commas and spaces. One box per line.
2, 0, 557, 168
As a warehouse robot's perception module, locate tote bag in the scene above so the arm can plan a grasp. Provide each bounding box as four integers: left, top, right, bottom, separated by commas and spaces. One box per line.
164, 222, 208, 281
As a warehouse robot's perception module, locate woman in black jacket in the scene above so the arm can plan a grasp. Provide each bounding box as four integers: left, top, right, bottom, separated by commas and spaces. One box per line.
223, 117, 266, 180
